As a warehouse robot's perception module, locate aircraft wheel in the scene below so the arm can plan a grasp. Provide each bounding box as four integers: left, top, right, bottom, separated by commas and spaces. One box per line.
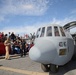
49, 64, 58, 74
41, 64, 50, 72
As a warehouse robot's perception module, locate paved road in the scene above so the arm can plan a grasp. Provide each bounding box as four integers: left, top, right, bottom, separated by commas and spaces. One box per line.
0, 55, 76, 75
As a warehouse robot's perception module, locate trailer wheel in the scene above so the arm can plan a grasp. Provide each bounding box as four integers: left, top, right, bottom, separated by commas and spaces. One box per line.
41, 64, 49, 72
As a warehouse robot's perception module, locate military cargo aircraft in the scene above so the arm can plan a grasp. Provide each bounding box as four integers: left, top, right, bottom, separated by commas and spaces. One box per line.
29, 21, 76, 74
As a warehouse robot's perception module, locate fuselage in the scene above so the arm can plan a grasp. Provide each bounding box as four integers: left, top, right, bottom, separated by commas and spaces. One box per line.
29, 24, 74, 66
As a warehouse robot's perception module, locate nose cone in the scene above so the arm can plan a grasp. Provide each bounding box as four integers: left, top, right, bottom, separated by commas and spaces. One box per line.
29, 46, 40, 61
29, 39, 57, 64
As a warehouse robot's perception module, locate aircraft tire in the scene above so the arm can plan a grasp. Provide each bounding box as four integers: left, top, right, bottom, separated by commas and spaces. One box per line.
41, 64, 49, 72
49, 64, 58, 74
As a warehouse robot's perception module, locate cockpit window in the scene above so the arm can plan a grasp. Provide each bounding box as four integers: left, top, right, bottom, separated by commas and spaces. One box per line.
54, 26, 60, 36
60, 27, 65, 36
47, 26, 52, 36
40, 27, 45, 37
36, 28, 41, 38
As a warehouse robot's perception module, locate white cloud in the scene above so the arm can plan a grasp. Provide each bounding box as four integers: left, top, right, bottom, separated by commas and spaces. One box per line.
1, 16, 76, 36
1, 25, 38, 36
0, 0, 49, 21
21, 4, 34, 10
51, 17, 76, 26
0, 0, 75, 21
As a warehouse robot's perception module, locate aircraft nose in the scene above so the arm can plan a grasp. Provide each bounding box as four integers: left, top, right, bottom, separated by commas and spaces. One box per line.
29, 46, 40, 61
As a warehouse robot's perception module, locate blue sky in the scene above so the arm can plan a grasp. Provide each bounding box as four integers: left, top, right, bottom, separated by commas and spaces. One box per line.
0, 0, 76, 36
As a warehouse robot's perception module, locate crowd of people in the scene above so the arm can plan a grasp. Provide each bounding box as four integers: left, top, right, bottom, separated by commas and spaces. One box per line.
0, 32, 34, 60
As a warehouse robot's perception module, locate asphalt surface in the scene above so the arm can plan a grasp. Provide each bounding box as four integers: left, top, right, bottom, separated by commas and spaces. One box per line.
0, 54, 76, 75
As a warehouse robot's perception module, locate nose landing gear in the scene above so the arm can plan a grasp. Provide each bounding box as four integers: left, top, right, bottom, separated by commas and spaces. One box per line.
41, 64, 59, 75
49, 64, 59, 75
41, 64, 50, 72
